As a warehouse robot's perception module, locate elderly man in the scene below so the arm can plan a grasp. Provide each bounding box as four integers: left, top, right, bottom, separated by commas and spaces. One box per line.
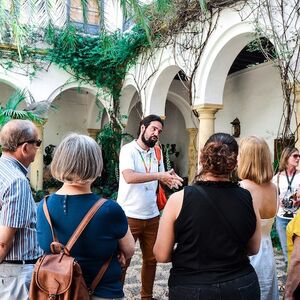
0, 120, 42, 300
117, 115, 183, 300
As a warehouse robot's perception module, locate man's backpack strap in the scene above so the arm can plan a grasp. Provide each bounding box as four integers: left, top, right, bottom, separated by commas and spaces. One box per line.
154, 145, 161, 164
65, 198, 107, 252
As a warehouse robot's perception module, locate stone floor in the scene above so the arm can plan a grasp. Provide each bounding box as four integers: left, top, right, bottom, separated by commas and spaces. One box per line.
124, 244, 287, 300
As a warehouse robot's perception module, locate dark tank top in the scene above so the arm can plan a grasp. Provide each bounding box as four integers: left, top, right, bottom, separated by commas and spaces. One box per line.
169, 181, 256, 287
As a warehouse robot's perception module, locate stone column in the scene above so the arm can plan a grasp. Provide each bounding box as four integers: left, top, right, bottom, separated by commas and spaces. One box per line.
87, 128, 100, 140
29, 121, 45, 191
187, 128, 198, 183
193, 104, 223, 150
295, 84, 300, 150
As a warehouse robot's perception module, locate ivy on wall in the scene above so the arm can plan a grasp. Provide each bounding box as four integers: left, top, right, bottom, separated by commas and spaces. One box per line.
45, 24, 150, 101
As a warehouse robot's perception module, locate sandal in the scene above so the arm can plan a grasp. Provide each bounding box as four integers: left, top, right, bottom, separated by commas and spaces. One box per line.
279, 285, 285, 292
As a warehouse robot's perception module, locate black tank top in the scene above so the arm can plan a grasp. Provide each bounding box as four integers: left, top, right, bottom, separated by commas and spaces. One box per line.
169, 181, 256, 286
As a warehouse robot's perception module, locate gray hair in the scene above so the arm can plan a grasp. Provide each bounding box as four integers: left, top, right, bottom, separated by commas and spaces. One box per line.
0, 120, 37, 152
51, 133, 103, 184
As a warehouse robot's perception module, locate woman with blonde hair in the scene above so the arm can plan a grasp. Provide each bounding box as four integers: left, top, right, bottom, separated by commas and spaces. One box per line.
238, 136, 279, 300
36, 133, 135, 300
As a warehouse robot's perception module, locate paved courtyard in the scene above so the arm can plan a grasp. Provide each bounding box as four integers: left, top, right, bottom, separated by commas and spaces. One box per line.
124, 244, 287, 300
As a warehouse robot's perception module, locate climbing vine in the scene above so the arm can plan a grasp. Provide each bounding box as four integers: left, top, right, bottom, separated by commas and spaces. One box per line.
1, 0, 299, 195
243, 0, 300, 151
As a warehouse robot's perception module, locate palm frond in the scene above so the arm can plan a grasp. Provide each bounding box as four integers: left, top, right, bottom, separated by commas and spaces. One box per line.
5, 89, 27, 110
81, 0, 89, 25
199, 0, 208, 12
120, 0, 151, 42
156, 0, 172, 12
0, 89, 43, 127
0, 109, 43, 125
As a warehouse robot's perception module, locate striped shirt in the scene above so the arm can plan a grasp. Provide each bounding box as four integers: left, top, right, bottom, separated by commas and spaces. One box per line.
0, 156, 42, 260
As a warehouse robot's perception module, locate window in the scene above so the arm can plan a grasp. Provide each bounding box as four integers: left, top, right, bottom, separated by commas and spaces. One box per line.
68, 0, 103, 34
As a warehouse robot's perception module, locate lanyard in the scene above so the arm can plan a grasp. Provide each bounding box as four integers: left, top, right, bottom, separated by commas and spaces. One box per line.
285, 169, 296, 191
138, 150, 152, 173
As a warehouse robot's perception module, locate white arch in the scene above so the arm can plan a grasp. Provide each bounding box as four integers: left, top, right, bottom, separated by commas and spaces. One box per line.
47, 81, 98, 102
47, 82, 111, 129
195, 21, 255, 105
0, 74, 32, 103
145, 64, 181, 116
119, 84, 139, 123
0, 77, 23, 90
167, 91, 197, 129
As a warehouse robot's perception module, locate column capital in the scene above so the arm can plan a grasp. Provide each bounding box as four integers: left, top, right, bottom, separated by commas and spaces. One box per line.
87, 128, 100, 140
34, 118, 47, 127
294, 83, 300, 101
187, 128, 198, 134
193, 104, 223, 118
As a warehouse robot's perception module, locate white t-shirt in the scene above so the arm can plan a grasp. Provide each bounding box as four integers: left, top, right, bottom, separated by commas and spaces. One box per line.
117, 140, 164, 219
272, 171, 300, 219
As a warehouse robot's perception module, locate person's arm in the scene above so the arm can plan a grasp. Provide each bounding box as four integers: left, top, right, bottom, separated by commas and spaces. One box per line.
0, 226, 17, 262
122, 168, 183, 189
0, 178, 32, 262
153, 190, 183, 262
246, 200, 261, 256
118, 227, 135, 260
285, 235, 300, 300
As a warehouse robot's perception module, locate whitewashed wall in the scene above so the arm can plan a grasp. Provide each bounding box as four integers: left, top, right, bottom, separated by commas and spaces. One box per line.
160, 101, 189, 178
216, 62, 289, 158
0, 83, 15, 105
44, 89, 101, 147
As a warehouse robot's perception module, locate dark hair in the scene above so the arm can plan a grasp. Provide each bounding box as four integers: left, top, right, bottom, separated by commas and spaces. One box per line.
137, 114, 164, 137
197, 133, 238, 178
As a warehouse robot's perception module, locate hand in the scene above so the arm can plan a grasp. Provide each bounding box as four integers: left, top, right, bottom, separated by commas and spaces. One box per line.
295, 190, 300, 206
159, 169, 183, 189
293, 199, 300, 207
283, 291, 294, 300
117, 251, 126, 268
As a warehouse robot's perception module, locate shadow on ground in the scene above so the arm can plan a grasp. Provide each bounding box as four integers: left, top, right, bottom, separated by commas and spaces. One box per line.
124, 244, 287, 300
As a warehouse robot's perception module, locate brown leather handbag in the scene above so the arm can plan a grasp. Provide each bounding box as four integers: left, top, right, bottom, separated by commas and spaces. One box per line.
29, 198, 112, 300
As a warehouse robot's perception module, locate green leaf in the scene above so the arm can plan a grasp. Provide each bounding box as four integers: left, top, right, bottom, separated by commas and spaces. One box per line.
199, 0, 207, 12
0, 89, 43, 127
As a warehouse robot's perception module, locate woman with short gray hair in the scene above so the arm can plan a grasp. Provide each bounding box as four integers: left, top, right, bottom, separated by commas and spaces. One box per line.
36, 133, 134, 300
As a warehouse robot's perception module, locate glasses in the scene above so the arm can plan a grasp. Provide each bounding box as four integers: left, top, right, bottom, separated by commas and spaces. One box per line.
17, 139, 42, 147
292, 154, 300, 159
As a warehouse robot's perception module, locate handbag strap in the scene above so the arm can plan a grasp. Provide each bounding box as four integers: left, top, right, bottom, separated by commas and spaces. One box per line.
194, 184, 244, 247
43, 196, 112, 294
43, 197, 107, 251
89, 255, 113, 294
43, 195, 58, 243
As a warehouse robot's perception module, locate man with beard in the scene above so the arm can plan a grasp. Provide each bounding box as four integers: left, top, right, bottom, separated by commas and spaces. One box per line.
117, 115, 182, 300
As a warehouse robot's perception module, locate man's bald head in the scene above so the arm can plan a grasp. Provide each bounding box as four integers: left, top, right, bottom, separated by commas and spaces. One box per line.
0, 120, 37, 152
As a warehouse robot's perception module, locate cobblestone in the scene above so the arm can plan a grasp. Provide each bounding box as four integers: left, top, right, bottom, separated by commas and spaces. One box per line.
124, 244, 287, 300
